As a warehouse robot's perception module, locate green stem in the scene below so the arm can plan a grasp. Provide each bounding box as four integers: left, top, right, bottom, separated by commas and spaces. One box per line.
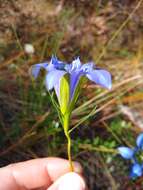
63, 114, 74, 172
79, 144, 118, 154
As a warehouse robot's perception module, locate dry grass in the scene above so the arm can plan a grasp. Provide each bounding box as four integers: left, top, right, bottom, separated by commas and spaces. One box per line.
0, 0, 143, 189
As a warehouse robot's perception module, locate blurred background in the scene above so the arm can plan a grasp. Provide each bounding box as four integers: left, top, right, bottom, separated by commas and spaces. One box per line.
0, 0, 143, 189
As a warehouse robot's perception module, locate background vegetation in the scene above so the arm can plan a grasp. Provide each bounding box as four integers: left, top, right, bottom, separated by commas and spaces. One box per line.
0, 0, 143, 189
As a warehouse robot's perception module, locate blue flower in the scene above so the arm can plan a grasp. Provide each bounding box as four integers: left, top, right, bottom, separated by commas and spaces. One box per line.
130, 163, 143, 178
31, 56, 112, 101
118, 133, 143, 179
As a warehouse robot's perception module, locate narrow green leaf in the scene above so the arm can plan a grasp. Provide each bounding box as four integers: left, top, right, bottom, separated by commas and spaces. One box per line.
60, 75, 70, 114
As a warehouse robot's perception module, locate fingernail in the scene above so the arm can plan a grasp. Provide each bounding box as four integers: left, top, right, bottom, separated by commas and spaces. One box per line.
73, 162, 83, 174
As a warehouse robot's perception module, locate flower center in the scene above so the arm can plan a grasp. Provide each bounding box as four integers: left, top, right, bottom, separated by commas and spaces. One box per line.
135, 149, 143, 163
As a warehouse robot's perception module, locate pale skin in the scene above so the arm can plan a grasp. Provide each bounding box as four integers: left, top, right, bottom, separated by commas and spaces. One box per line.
0, 157, 86, 190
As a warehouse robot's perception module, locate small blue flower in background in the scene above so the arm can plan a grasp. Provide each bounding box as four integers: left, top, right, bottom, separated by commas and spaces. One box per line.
31, 56, 112, 101
118, 133, 143, 179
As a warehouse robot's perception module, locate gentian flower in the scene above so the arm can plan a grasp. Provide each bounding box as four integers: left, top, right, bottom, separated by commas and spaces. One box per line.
31, 56, 112, 113
118, 133, 143, 179
31, 56, 112, 172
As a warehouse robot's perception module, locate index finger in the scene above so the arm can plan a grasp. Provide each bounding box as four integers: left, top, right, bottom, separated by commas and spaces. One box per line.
0, 157, 82, 190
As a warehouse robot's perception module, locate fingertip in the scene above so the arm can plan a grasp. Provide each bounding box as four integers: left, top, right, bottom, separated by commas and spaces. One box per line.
47, 172, 86, 190
46, 158, 83, 181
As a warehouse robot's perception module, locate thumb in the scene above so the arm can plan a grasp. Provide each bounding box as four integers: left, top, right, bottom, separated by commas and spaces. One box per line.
47, 172, 86, 190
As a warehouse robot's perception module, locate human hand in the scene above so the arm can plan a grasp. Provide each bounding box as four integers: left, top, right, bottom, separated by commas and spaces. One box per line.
0, 157, 86, 190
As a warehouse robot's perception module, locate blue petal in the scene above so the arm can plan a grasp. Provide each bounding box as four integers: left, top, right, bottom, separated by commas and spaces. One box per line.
136, 133, 143, 149
45, 70, 66, 90
65, 64, 72, 73
31, 63, 48, 78
51, 55, 59, 65
70, 71, 83, 99
130, 163, 142, 178
46, 61, 55, 71
86, 69, 112, 89
81, 62, 93, 73
118, 147, 134, 159
51, 56, 66, 70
